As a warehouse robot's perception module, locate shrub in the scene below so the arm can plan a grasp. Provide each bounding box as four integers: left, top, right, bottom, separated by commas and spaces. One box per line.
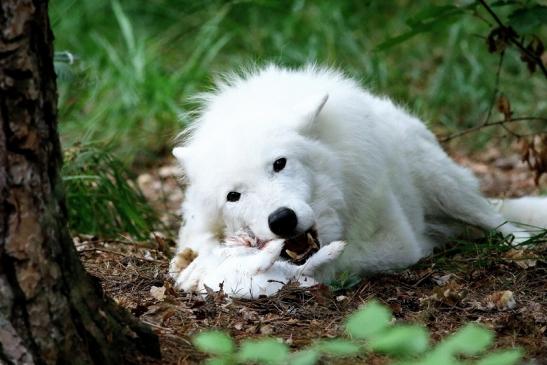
193, 300, 523, 365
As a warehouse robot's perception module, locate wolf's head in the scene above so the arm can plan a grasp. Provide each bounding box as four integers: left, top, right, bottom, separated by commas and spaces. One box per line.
174, 85, 346, 261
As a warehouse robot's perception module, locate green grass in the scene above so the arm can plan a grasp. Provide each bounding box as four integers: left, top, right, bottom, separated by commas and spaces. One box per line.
425, 226, 547, 271
50, 0, 547, 163
62, 143, 160, 239
51, 1, 545, 239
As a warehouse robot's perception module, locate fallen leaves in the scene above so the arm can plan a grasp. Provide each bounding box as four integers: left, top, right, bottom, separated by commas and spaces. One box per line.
485, 290, 516, 310
77, 239, 547, 364
503, 248, 538, 269
497, 95, 512, 121
521, 136, 547, 184
426, 280, 467, 306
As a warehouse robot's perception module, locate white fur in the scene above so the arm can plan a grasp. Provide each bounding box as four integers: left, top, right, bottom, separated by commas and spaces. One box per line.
490, 197, 547, 230
170, 65, 546, 296
174, 239, 346, 299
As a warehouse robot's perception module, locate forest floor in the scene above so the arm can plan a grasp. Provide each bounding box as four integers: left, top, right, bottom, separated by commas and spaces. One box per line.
78, 144, 546, 365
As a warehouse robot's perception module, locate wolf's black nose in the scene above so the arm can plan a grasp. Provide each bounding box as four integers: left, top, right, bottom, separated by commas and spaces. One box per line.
268, 207, 298, 237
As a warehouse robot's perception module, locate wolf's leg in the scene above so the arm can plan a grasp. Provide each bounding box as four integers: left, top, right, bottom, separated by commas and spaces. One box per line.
275, 240, 346, 280
174, 240, 285, 292
298, 241, 346, 276
169, 232, 218, 280
417, 141, 530, 243
316, 191, 431, 281
174, 253, 215, 291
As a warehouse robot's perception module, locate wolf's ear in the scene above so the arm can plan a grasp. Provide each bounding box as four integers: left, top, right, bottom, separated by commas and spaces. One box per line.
294, 93, 329, 131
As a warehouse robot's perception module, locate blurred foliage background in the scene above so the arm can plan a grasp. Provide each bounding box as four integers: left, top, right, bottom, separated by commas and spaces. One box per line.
49, 0, 546, 238
51, 0, 546, 164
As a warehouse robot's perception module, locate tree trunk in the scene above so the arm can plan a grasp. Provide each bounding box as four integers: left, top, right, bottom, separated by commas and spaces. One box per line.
0, 1, 160, 364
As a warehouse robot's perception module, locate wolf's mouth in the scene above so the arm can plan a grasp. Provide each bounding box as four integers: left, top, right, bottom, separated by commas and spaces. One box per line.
280, 228, 320, 265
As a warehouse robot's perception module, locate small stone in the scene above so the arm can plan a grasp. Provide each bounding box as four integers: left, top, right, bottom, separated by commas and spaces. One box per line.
336, 295, 347, 302
150, 285, 166, 301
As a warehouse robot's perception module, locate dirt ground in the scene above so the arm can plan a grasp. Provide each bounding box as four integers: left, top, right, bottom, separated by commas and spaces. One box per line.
79, 145, 546, 364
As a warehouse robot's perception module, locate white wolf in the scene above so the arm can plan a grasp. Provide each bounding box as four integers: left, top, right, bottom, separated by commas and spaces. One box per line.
169, 65, 546, 298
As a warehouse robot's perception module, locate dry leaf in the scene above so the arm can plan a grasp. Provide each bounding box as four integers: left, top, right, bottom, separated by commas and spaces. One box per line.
521, 136, 547, 184
497, 95, 512, 121
150, 285, 166, 301
429, 281, 465, 305
432, 274, 453, 286
485, 290, 516, 310
503, 248, 538, 269
518, 302, 546, 324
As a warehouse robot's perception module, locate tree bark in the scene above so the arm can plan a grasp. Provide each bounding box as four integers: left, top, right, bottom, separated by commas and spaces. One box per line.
0, 1, 160, 364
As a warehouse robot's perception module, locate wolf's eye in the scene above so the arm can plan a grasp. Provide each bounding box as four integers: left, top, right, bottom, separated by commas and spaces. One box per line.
227, 191, 241, 202
273, 158, 287, 172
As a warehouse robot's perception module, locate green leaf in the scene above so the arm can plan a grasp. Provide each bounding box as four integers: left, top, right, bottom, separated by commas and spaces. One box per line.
368, 325, 429, 356
406, 5, 463, 27
491, 0, 520, 7
204, 358, 234, 365
401, 350, 459, 365
438, 323, 493, 355
193, 331, 235, 356
238, 338, 289, 365
376, 4, 466, 51
476, 349, 524, 365
508, 6, 547, 34
345, 301, 392, 339
290, 349, 320, 365
329, 271, 361, 291
316, 339, 361, 357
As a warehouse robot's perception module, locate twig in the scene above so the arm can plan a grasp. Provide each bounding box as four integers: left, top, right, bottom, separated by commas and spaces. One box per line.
440, 117, 547, 142
471, 7, 493, 27
478, 0, 547, 78
482, 51, 505, 126
500, 123, 522, 138
478, 0, 504, 27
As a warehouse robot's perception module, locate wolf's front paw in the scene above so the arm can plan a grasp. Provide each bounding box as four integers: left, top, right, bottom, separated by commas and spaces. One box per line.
299, 240, 346, 276
322, 240, 347, 258
173, 253, 211, 292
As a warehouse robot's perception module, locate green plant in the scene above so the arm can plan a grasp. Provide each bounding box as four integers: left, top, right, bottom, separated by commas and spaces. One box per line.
425, 225, 547, 271
193, 300, 523, 365
51, 0, 546, 162
62, 143, 160, 240
329, 270, 362, 292
377, 1, 547, 144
